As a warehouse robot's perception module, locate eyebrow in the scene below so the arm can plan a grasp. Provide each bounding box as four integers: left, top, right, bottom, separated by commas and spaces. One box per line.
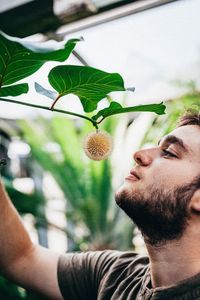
158, 135, 189, 152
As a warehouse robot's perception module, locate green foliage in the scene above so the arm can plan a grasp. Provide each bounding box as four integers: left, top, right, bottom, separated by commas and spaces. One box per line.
0, 32, 165, 129
92, 101, 166, 122
48, 65, 126, 112
3, 177, 44, 216
0, 275, 47, 299
18, 116, 133, 250
0, 276, 26, 299
0, 31, 79, 86
0, 83, 28, 97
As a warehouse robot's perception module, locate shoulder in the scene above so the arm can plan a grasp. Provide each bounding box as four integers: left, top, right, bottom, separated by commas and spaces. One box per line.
113, 251, 149, 269
58, 249, 148, 271
58, 249, 149, 282
57, 250, 149, 300
100, 250, 149, 276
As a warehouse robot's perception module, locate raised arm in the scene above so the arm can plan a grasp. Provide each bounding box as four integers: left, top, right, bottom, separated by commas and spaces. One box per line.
0, 180, 63, 300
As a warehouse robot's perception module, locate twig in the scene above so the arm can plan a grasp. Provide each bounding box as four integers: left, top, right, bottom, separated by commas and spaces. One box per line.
0, 97, 98, 129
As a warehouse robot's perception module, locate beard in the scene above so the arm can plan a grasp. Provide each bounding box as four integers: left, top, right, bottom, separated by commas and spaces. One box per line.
115, 176, 200, 246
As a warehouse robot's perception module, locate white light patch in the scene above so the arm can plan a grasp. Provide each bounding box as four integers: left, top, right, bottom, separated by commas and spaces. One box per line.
8, 139, 31, 158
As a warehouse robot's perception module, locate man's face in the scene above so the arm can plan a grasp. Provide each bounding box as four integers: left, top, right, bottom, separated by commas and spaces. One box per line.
115, 125, 200, 246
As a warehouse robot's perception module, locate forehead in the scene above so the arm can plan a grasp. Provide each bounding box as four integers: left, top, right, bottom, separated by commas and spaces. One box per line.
164, 125, 200, 155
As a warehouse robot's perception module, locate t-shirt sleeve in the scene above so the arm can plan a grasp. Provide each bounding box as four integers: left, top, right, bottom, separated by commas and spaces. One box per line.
57, 250, 121, 300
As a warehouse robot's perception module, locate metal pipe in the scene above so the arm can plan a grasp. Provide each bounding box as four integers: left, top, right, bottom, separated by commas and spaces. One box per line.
57, 0, 181, 36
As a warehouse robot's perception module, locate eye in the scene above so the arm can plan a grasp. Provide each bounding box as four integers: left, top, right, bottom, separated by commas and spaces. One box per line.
162, 149, 177, 158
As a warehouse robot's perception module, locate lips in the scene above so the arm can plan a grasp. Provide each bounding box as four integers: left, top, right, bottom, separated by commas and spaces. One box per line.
125, 169, 140, 181
130, 170, 140, 180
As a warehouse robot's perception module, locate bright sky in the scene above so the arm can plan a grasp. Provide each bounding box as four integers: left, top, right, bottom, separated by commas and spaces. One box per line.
1, 0, 200, 119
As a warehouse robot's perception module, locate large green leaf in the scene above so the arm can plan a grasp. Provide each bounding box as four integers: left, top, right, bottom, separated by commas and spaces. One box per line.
48, 65, 127, 112
92, 101, 166, 121
0, 32, 80, 87
0, 83, 28, 97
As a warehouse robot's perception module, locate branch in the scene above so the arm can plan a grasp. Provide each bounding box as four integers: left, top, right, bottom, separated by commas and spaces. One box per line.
0, 97, 98, 129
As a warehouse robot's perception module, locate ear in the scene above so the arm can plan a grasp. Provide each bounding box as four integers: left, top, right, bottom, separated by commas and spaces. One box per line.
190, 189, 200, 213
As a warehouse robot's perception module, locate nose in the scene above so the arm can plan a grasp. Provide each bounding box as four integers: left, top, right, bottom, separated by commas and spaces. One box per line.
133, 148, 154, 166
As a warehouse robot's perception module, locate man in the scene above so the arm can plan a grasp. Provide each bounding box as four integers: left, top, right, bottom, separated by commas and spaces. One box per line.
1, 111, 200, 300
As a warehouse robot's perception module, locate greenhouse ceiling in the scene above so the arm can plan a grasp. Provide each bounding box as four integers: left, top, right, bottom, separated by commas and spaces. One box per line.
0, 0, 178, 37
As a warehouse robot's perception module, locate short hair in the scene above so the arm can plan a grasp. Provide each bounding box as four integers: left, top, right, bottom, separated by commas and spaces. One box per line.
177, 110, 200, 127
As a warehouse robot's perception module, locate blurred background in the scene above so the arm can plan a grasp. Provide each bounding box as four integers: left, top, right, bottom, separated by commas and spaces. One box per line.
0, 0, 200, 298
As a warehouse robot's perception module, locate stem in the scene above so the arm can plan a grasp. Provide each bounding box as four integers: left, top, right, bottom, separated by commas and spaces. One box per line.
96, 117, 105, 124
0, 97, 98, 129
50, 94, 61, 110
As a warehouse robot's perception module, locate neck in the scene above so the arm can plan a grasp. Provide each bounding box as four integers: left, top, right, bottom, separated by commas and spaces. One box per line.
146, 221, 200, 288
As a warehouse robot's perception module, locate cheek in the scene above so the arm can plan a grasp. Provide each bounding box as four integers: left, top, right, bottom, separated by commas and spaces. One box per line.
147, 159, 197, 188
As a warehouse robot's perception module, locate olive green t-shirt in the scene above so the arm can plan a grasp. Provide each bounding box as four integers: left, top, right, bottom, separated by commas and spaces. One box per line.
57, 250, 200, 300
